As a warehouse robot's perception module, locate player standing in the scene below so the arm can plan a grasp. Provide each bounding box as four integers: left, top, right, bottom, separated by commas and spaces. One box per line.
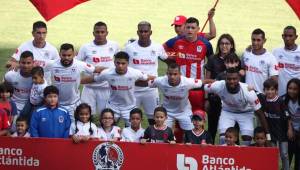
76, 21, 120, 115
4, 51, 34, 114
125, 21, 167, 124
242, 28, 279, 94
272, 26, 300, 96
204, 68, 269, 146
7, 21, 59, 83
45, 43, 104, 120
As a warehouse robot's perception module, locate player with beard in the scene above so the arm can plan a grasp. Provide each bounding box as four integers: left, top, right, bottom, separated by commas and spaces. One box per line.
44, 43, 104, 121
204, 68, 270, 145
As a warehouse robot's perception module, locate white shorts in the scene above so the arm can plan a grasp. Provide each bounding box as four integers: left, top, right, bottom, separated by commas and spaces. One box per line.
166, 111, 193, 130
135, 89, 159, 119
61, 100, 81, 122
108, 105, 134, 127
218, 110, 254, 137
81, 86, 110, 115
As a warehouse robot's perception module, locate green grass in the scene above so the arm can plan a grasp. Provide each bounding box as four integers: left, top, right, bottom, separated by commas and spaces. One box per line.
0, 1, 298, 168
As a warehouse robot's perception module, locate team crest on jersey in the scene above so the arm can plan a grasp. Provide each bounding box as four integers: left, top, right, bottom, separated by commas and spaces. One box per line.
44, 52, 49, 58
133, 52, 138, 56
92, 50, 97, 54
259, 60, 265, 66
92, 142, 124, 170
295, 55, 300, 62
72, 68, 76, 72
196, 46, 202, 52
109, 47, 114, 52
58, 116, 64, 123
54, 69, 60, 73
151, 50, 156, 56
279, 55, 284, 59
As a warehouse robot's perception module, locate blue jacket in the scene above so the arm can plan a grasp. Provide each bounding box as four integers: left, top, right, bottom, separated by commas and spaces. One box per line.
30, 106, 71, 138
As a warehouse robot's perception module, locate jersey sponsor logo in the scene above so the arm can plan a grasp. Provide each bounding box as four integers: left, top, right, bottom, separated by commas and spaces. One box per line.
110, 85, 131, 91
132, 59, 155, 65
196, 46, 202, 52
278, 62, 284, 68
278, 62, 300, 71
245, 65, 262, 74
92, 142, 124, 170
93, 56, 113, 63
133, 59, 140, 64
58, 116, 64, 123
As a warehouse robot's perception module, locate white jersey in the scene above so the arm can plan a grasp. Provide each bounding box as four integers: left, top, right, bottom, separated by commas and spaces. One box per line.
94, 67, 148, 111
242, 50, 279, 93
150, 76, 203, 113
205, 80, 261, 113
30, 80, 48, 105
12, 40, 59, 83
272, 46, 300, 96
69, 121, 98, 138
76, 40, 120, 88
97, 126, 121, 140
125, 41, 168, 92
45, 59, 95, 106
11, 132, 30, 138
4, 70, 32, 112
121, 127, 145, 142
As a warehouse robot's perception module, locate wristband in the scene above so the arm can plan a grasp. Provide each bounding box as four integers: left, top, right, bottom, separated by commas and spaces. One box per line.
266, 133, 271, 141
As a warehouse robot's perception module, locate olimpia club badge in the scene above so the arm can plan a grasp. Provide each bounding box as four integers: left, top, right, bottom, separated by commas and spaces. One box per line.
92, 142, 124, 170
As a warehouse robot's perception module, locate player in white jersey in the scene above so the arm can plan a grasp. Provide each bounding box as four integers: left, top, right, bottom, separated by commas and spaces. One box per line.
81, 51, 155, 125
204, 68, 270, 146
4, 51, 34, 114
149, 63, 213, 130
242, 28, 279, 94
273, 26, 300, 96
76, 21, 120, 115
7, 21, 59, 84
125, 21, 168, 125
44, 43, 104, 120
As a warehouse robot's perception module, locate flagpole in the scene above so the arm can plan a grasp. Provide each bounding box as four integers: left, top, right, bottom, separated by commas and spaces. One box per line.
200, 0, 219, 33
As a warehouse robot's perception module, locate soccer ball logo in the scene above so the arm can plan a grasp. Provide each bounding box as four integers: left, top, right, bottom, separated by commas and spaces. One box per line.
92, 142, 124, 170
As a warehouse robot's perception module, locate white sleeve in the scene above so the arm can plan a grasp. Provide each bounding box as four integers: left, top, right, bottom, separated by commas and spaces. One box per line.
186, 78, 203, 89
76, 45, 86, 61
120, 129, 129, 142
94, 70, 108, 83
113, 126, 121, 138
248, 91, 262, 111
268, 54, 279, 76
78, 60, 95, 74
69, 123, 76, 135
204, 80, 223, 93
51, 48, 59, 60
91, 124, 98, 138
158, 45, 168, 60
4, 71, 13, 82
12, 45, 24, 61
43, 60, 55, 72
134, 69, 148, 81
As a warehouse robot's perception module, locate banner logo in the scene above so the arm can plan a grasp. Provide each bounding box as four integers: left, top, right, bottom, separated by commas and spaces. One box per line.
92, 142, 124, 170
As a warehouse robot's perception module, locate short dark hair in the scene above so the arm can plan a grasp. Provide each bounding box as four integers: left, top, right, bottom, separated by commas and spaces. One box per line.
263, 78, 278, 90
254, 127, 266, 136
130, 108, 143, 119
226, 67, 240, 74
43, 85, 59, 97
94, 21, 107, 30
16, 116, 28, 125
154, 106, 167, 117
225, 127, 239, 138
138, 21, 151, 29
32, 21, 47, 32
167, 62, 180, 71
31, 66, 44, 77
0, 82, 14, 95
252, 28, 265, 39
60, 43, 74, 52
284, 26, 297, 34
114, 51, 129, 62
20, 51, 34, 60
224, 53, 240, 63
186, 17, 199, 26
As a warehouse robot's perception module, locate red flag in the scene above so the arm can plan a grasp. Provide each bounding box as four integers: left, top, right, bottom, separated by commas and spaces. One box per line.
286, 0, 300, 20
30, 0, 89, 21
